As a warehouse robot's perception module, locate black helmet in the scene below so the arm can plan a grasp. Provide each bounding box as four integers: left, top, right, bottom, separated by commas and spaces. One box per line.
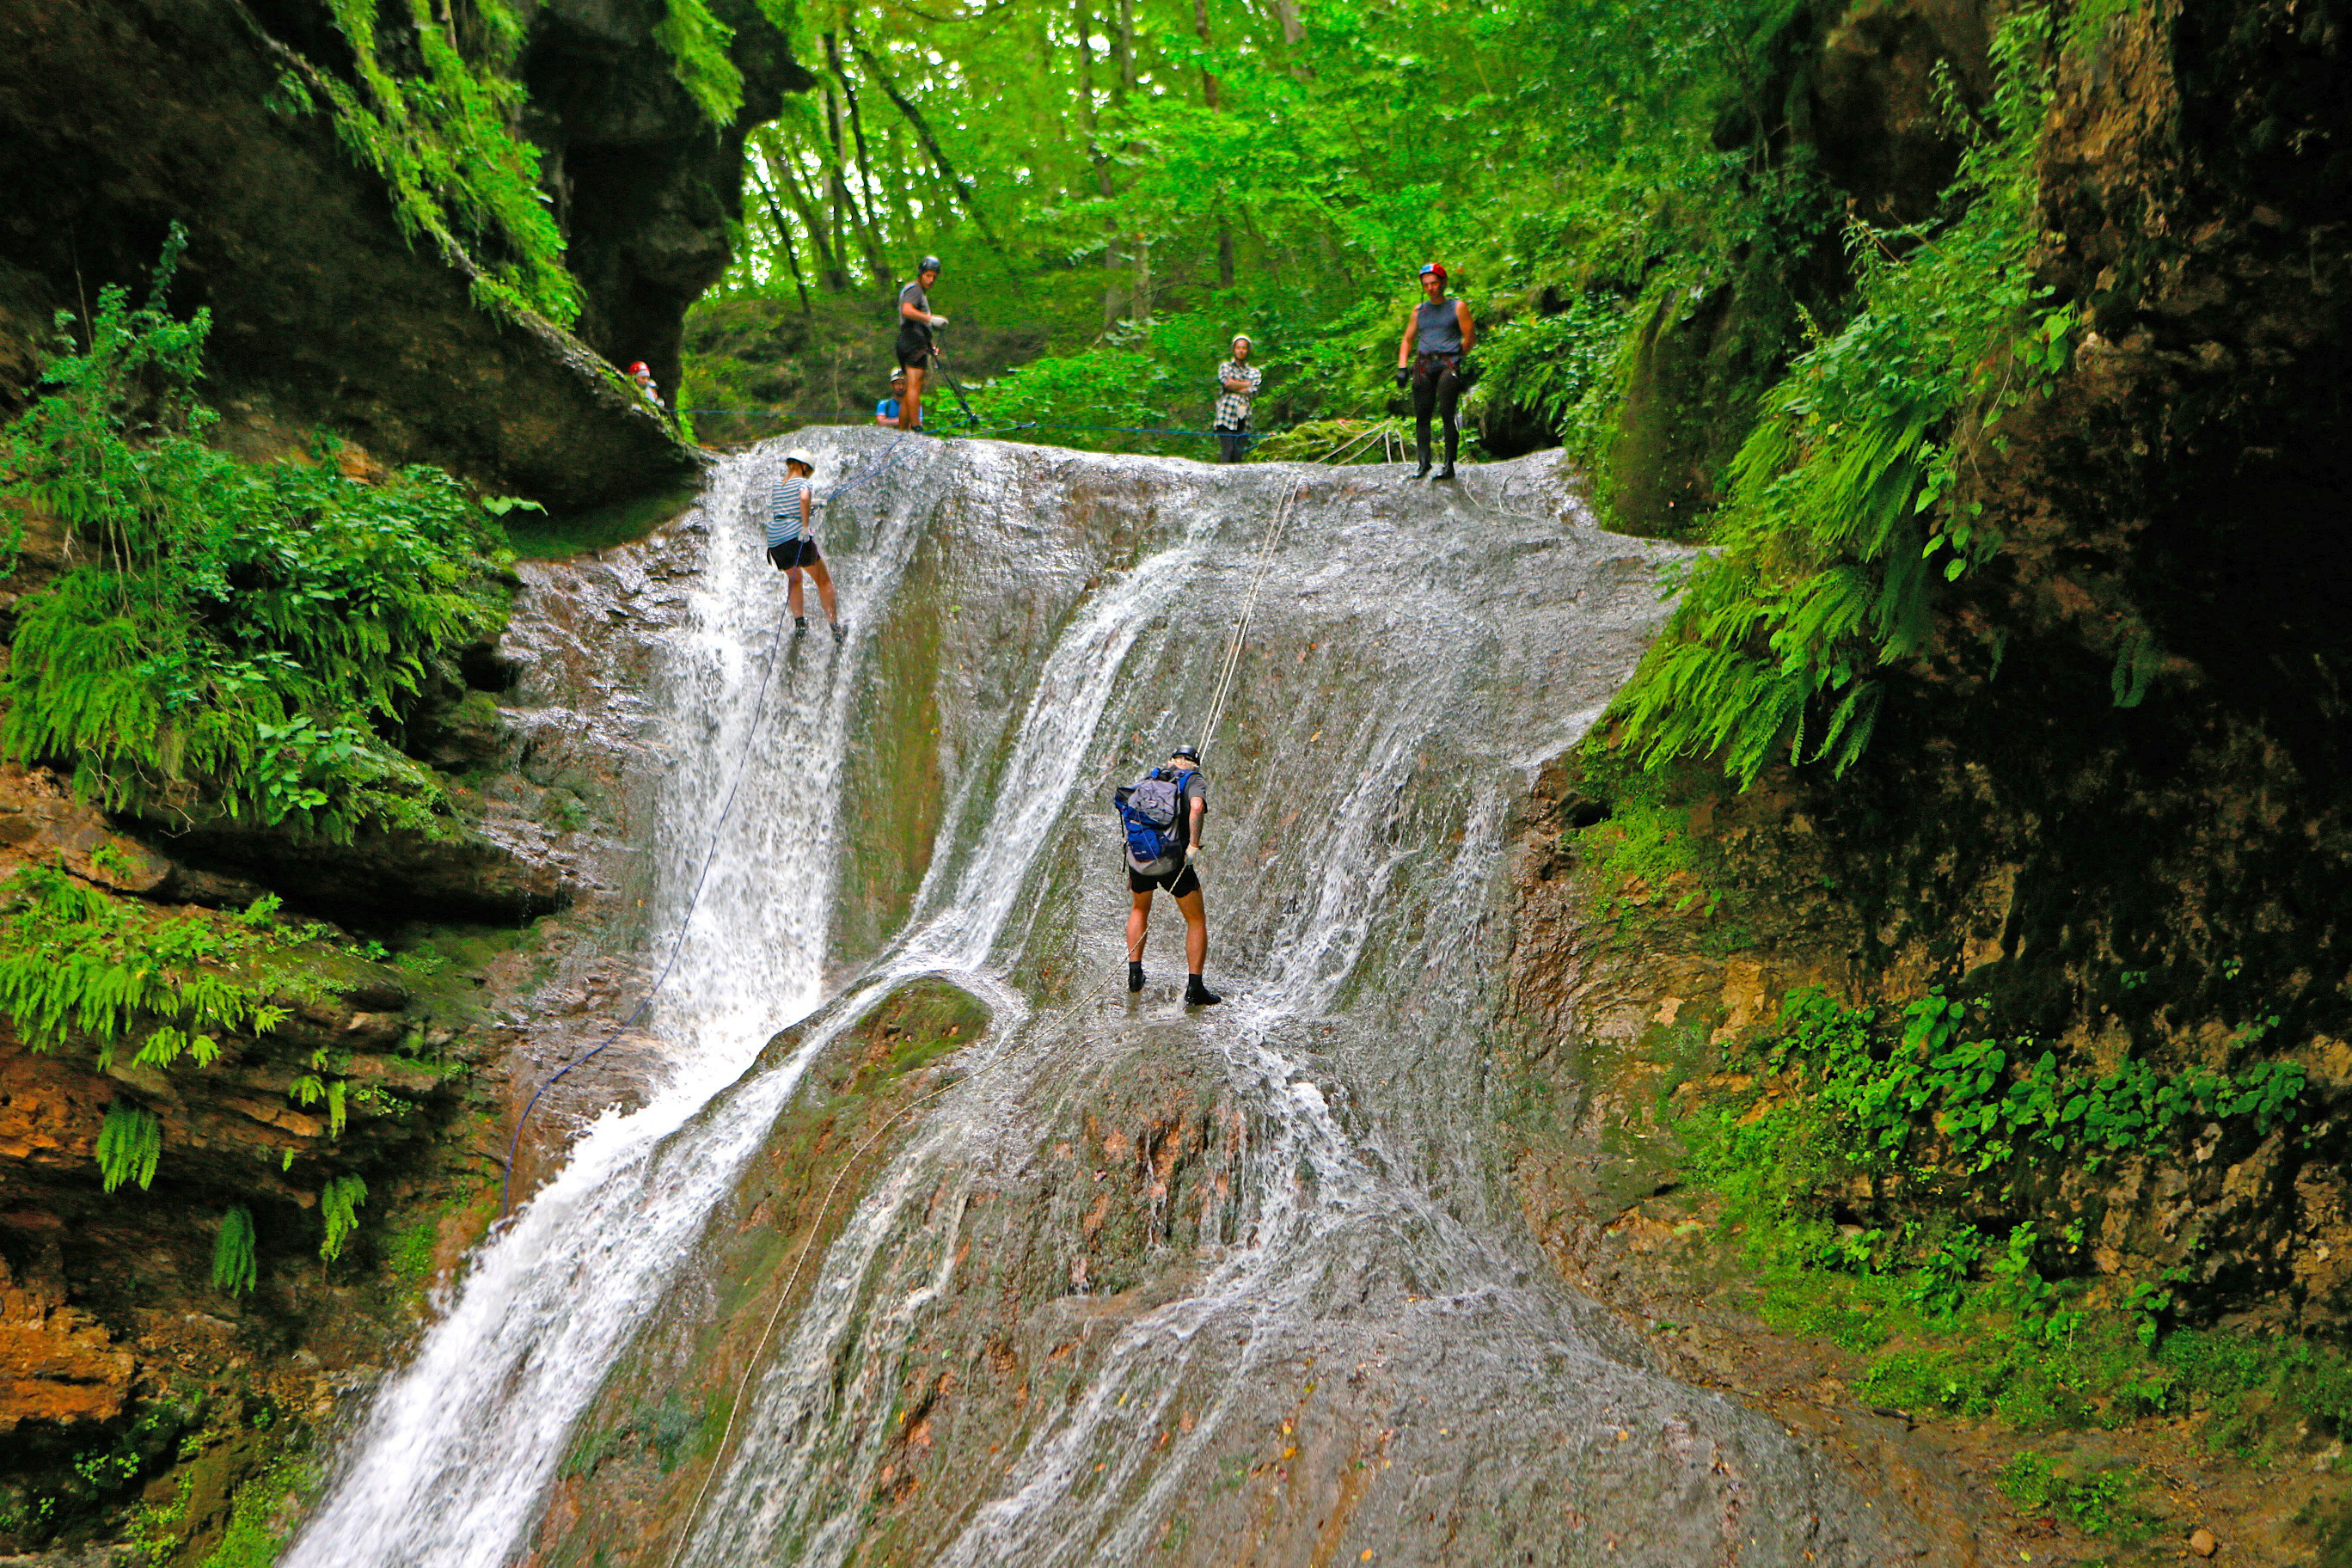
919, 255, 942, 275
1171, 744, 1202, 763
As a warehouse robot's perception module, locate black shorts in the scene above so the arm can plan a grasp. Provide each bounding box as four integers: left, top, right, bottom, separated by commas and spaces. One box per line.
895, 330, 933, 371
768, 538, 822, 570
1128, 860, 1200, 897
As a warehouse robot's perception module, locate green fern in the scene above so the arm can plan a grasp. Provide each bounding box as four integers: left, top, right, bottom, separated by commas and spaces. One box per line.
320, 1174, 369, 1262
212, 1206, 260, 1295
1611, 9, 2072, 785
2, 254, 509, 841
96, 1104, 162, 1193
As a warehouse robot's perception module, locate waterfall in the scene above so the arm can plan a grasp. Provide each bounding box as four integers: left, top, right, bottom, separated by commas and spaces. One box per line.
289, 435, 1912, 1568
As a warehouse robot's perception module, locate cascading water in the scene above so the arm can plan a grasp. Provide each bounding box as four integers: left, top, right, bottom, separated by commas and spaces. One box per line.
291, 432, 1921, 1567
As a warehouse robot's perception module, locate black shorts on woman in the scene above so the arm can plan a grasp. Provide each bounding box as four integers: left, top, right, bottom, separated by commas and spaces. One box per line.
768, 538, 822, 570
1128, 860, 1201, 897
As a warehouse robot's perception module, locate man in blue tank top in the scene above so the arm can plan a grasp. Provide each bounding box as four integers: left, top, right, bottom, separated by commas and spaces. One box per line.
1393, 261, 1476, 481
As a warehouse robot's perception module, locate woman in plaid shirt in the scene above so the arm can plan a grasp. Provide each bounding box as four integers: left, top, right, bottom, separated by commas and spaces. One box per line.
1213, 335, 1261, 463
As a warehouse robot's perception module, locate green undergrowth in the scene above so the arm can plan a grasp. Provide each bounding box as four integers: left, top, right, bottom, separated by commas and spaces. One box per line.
1670, 986, 2348, 1462
1612, 9, 2084, 784
266, 0, 579, 324
200, 1444, 320, 1568
1566, 751, 1754, 954
1, 237, 513, 841
0, 866, 401, 1257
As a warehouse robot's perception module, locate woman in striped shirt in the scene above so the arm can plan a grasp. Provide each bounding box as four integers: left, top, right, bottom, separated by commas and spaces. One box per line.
770, 448, 844, 642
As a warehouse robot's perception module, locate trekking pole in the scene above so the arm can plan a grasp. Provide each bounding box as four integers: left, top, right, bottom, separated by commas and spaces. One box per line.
934, 352, 982, 427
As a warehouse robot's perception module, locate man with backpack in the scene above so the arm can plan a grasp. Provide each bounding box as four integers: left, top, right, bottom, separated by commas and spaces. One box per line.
1114, 746, 1221, 1007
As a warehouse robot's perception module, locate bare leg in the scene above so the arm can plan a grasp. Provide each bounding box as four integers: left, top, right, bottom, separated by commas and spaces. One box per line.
1174, 885, 1207, 974
786, 566, 805, 619
1127, 889, 1152, 961
806, 557, 839, 622
901, 365, 926, 432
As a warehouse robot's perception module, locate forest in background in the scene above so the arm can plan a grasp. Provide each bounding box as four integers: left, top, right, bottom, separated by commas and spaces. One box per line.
689, 0, 1849, 487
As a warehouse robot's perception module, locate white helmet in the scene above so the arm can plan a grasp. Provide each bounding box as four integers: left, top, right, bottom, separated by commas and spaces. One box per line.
783, 447, 817, 470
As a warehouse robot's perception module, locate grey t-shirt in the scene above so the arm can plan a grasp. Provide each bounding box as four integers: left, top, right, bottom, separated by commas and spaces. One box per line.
1169, 768, 1207, 851
898, 281, 933, 346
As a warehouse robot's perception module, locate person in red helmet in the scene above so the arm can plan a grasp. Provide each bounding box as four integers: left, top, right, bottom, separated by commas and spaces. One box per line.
1393, 262, 1474, 480
628, 361, 666, 413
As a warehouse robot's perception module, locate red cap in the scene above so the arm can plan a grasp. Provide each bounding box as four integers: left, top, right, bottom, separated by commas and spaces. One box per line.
1418, 262, 1448, 286
628, 362, 651, 376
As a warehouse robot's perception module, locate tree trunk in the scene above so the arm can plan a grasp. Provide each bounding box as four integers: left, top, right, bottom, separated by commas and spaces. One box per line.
1191, 0, 1234, 287
750, 156, 812, 313
851, 38, 1008, 258
1074, 0, 1125, 328
769, 138, 851, 292
1272, 0, 1309, 77
826, 32, 893, 280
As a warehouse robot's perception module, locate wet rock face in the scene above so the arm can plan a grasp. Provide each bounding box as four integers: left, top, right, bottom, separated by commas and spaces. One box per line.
0, 0, 804, 506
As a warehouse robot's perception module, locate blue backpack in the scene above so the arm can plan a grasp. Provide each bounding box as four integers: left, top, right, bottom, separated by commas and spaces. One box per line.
1114, 768, 1189, 874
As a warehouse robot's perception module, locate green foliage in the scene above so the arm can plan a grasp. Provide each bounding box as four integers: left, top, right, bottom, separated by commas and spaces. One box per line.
1611, 11, 2077, 783
1567, 754, 1750, 949
279, 0, 579, 323
654, 0, 745, 124
1996, 1450, 2149, 1537
1667, 987, 2349, 1448
95, 1103, 162, 1193
212, 1206, 260, 1296
320, 1173, 369, 1261
199, 1449, 318, 1568
1, 250, 511, 841
709, 0, 1835, 457
1753, 988, 2305, 1189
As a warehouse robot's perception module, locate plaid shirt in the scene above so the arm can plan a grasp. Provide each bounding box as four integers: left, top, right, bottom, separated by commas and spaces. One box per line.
1213, 360, 1261, 428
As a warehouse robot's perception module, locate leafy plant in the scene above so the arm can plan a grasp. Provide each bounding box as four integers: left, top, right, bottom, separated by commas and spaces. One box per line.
1610, 10, 2076, 783
212, 1206, 260, 1296
268, 0, 579, 323
95, 1104, 162, 1193
320, 1173, 369, 1261
1, 241, 511, 841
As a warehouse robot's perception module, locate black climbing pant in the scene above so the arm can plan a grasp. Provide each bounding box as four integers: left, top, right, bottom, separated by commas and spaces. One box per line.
1412, 354, 1461, 469
1215, 426, 1251, 464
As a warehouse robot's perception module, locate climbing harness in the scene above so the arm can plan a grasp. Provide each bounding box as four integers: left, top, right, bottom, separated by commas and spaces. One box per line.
498, 434, 915, 1216
1194, 478, 1302, 762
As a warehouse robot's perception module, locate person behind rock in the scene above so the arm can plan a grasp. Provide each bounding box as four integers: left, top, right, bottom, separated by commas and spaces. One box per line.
1213, 334, 1261, 464
1393, 261, 1474, 481
1115, 745, 1220, 1007
896, 256, 947, 433
769, 447, 844, 644
628, 360, 666, 413
875, 368, 908, 427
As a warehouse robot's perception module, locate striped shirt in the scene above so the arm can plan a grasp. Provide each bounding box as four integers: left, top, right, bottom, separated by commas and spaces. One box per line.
769, 475, 814, 547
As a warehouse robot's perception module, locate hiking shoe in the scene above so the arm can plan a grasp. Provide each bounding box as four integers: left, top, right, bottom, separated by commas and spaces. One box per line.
830, 621, 848, 645
1413, 462, 1431, 481
1436, 463, 1457, 481
1128, 961, 1145, 994
793, 616, 808, 639
1184, 977, 1222, 1008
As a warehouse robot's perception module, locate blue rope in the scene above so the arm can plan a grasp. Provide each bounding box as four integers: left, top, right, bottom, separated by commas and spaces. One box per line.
685, 409, 1272, 444
499, 434, 911, 1215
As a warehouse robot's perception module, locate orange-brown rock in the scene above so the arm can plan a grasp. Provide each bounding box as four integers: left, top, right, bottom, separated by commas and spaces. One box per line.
0, 1246, 132, 1432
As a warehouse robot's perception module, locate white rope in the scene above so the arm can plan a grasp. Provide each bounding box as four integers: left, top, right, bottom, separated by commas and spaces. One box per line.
1197, 477, 1301, 760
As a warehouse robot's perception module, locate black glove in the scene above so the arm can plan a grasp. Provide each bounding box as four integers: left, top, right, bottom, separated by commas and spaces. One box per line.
1393, 365, 1412, 388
